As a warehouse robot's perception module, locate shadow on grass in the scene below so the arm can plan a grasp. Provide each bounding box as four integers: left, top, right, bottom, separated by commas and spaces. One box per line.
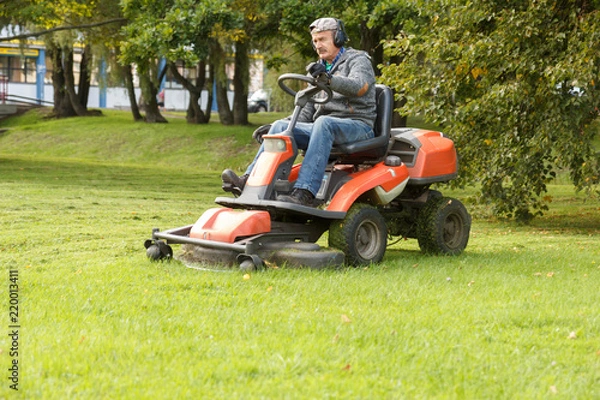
532, 214, 600, 234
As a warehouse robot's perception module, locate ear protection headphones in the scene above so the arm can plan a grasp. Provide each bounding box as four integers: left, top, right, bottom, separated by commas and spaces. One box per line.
332, 19, 348, 48
310, 18, 349, 49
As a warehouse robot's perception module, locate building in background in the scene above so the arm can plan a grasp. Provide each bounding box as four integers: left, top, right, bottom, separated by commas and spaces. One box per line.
0, 29, 265, 112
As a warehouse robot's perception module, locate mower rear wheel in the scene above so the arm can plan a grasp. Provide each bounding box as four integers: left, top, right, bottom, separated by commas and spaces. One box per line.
329, 204, 387, 266
416, 197, 470, 255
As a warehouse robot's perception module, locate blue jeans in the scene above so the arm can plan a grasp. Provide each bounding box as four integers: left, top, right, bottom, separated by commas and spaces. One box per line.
245, 116, 374, 195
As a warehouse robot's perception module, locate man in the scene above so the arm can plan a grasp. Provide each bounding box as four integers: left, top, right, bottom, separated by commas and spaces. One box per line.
223, 17, 377, 206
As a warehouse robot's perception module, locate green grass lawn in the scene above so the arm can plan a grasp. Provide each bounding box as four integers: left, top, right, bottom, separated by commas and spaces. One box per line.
0, 109, 599, 398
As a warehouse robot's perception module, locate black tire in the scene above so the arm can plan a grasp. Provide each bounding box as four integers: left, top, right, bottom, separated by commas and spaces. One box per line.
329, 204, 387, 266
417, 197, 470, 255
145, 239, 173, 261
146, 244, 163, 260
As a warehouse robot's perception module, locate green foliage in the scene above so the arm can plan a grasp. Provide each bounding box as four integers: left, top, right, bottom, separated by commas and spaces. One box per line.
120, 0, 234, 67
381, 0, 600, 220
0, 0, 36, 27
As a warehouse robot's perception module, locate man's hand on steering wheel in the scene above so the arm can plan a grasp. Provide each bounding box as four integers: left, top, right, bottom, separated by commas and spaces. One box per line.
306, 62, 330, 85
277, 73, 333, 104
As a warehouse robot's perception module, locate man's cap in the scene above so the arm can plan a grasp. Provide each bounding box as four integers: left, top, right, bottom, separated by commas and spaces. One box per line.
309, 18, 339, 33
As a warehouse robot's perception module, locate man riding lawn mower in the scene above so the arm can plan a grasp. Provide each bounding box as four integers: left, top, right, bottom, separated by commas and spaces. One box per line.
144, 18, 471, 270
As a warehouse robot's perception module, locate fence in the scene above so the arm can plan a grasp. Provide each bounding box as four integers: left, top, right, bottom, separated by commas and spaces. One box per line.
0, 76, 7, 104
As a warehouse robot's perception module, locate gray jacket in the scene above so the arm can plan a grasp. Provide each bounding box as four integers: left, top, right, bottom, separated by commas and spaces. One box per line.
298, 48, 377, 128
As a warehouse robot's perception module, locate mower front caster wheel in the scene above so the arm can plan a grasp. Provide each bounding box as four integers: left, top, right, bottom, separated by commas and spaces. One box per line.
329, 204, 387, 266
237, 254, 264, 272
144, 239, 173, 261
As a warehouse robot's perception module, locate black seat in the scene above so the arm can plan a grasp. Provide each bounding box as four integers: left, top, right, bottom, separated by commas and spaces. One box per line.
329, 84, 393, 164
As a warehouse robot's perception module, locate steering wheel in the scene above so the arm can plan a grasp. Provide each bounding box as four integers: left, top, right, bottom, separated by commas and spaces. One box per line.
277, 73, 333, 104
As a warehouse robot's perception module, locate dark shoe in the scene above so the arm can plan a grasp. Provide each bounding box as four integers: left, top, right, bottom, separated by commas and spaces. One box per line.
277, 188, 315, 207
222, 169, 248, 189
222, 169, 248, 193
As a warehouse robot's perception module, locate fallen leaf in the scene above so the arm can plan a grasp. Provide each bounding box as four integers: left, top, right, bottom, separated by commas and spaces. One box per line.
342, 364, 351, 371
468, 280, 475, 286
332, 334, 340, 343
567, 331, 577, 340
243, 274, 251, 280
266, 286, 273, 292
550, 385, 558, 394
546, 272, 555, 278
341, 314, 352, 323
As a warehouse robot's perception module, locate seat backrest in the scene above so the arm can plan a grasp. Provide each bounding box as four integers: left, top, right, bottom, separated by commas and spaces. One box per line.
330, 84, 393, 163
374, 84, 393, 139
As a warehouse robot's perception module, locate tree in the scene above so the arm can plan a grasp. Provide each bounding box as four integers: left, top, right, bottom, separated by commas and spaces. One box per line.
152, 0, 232, 124
0, 0, 126, 118
211, 37, 235, 125
45, 1, 122, 118
380, 0, 600, 220
120, 0, 247, 124
219, 0, 283, 125
168, 60, 214, 124
119, 0, 173, 123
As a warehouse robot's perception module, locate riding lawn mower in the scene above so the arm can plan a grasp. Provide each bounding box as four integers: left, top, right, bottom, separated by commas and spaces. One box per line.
145, 74, 471, 270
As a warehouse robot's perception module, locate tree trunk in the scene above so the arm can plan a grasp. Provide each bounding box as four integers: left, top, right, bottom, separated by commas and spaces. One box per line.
168, 61, 208, 124
48, 43, 76, 118
359, 22, 383, 75
204, 63, 214, 123
122, 64, 143, 121
232, 40, 249, 126
77, 44, 91, 110
360, 24, 406, 127
63, 46, 89, 116
138, 66, 167, 123
190, 60, 208, 123
212, 42, 233, 125
215, 76, 233, 125
186, 90, 203, 123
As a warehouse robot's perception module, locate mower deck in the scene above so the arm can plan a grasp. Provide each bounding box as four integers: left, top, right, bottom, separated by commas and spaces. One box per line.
150, 213, 346, 270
